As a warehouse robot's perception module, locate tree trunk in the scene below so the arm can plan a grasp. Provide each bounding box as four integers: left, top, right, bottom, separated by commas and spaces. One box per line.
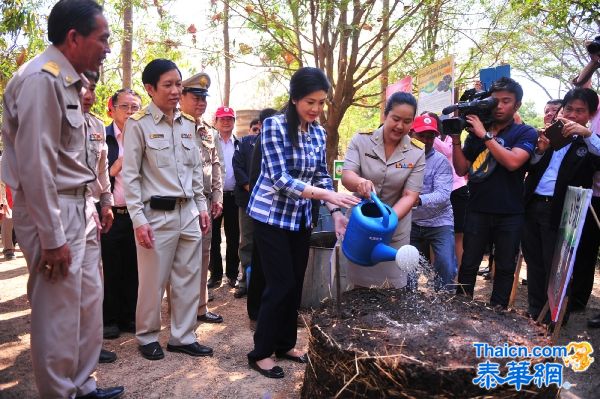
222, 0, 231, 106
380, 0, 390, 123
121, 1, 133, 89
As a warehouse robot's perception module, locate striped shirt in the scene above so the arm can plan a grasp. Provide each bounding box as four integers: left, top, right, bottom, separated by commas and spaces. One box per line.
247, 114, 333, 231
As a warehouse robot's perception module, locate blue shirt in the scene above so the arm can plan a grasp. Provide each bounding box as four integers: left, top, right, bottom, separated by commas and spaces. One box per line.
247, 114, 334, 231
412, 149, 454, 227
534, 143, 572, 196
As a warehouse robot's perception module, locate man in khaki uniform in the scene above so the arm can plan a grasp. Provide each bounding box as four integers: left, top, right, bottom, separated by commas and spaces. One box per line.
0, 1, 123, 398
342, 126, 425, 288
180, 72, 224, 323
122, 59, 212, 360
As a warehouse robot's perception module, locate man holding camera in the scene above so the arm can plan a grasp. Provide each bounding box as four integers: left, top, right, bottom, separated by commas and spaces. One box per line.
452, 77, 537, 309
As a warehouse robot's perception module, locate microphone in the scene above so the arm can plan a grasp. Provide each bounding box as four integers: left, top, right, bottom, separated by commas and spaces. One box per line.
442, 104, 458, 115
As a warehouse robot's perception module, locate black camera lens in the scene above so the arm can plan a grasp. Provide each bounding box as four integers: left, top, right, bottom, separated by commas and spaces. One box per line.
586, 35, 600, 54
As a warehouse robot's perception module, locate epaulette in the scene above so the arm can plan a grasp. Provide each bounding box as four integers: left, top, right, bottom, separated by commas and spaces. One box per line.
130, 107, 147, 121
411, 137, 425, 150
358, 131, 373, 135
89, 111, 103, 120
201, 120, 215, 130
181, 112, 195, 122
41, 61, 60, 77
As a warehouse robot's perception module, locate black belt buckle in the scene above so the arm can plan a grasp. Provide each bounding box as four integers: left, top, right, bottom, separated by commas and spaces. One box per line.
150, 196, 177, 210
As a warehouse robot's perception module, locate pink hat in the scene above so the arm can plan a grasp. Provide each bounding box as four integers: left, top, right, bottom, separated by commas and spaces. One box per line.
412, 115, 440, 135
215, 106, 235, 118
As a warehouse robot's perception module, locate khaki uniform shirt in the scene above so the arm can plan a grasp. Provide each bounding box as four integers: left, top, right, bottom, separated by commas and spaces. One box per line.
122, 102, 207, 229
85, 113, 113, 208
196, 119, 223, 204
343, 127, 426, 242
1, 45, 95, 249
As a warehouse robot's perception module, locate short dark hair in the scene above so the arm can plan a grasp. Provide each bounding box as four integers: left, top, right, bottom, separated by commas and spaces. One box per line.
259, 108, 278, 124
384, 92, 417, 117
48, 0, 103, 45
489, 77, 524, 103
111, 88, 141, 106
286, 67, 330, 146
563, 88, 599, 115
142, 59, 181, 89
83, 70, 99, 84
249, 118, 260, 128
546, 99, 563, 107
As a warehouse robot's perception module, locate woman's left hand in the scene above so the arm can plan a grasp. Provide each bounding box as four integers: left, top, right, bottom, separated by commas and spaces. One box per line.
332, 212, 348, 240
326, 191, 361, 208
558, 117, 592, 138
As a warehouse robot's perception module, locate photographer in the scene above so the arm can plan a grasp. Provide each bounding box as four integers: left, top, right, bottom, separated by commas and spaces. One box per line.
452, 77, 537, 309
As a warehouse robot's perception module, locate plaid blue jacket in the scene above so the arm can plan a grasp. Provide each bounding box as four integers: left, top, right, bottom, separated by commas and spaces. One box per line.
247, 114, 334, 231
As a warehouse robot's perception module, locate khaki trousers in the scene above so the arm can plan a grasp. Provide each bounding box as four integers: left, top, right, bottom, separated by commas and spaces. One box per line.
1, 211, 14, 252
13, 192, 102, 398
198, 198, 212, 315
135, 199, 202, 346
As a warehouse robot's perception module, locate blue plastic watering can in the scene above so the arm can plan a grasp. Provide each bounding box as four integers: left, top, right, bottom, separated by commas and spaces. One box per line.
341, 192, 399, 266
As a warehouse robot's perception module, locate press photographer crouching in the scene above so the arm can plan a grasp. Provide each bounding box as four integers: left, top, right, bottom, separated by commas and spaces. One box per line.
451, 77, 538, 309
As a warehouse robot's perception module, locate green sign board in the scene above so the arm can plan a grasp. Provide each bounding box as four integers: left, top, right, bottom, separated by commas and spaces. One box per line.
333, 160, 344, 180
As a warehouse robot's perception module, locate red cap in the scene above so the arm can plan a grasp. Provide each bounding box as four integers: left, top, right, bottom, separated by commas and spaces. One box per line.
412, 115, 439, 135
215, 106, 235, 118
107, 96, 113, 112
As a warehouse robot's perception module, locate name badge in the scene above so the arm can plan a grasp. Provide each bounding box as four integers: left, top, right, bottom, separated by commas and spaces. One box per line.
365, 152, 378, 160
396, 162, 414, 169
181, 133, 193, 139
150, 133, 164, 139
89, 133, 103, 141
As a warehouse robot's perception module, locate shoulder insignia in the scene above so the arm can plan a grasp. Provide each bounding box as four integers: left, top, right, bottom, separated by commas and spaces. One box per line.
181, 112, 195, 122
41, 61, 60, 77
358, 131, 373, 135
130, 107, 147, 121
411, 138, 425, 150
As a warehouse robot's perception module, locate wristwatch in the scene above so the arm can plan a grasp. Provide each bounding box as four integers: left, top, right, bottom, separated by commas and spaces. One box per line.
483, 131, 494, 142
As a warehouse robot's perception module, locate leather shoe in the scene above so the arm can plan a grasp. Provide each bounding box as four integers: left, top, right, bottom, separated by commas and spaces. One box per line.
233, 285, 247, 298
139, 342, 164, 360
103, 324, 120, 340
166, 342, 213, 357
248, 359, 284, 379
207, 277, 221, 288
75, 386, 124, 399
587, 313, 600, 328
275, 351, 308, 364
99, 348, 117, 364
227, 277, 237, 288
197, 311, 223, 323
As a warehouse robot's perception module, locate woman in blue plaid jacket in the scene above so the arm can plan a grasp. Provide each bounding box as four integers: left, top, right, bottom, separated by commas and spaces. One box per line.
246, 67, 360, 378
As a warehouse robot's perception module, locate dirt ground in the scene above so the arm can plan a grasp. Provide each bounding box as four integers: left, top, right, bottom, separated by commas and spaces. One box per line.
1, 245, 599, 398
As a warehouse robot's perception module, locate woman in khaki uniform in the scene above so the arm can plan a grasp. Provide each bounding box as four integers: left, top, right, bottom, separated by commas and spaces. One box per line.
341, 92, 425, 288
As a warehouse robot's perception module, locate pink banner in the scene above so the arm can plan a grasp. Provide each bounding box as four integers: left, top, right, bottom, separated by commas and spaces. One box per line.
386, 76, 413, 99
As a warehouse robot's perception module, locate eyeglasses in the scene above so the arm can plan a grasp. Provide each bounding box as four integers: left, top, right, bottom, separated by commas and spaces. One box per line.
115, 104, 140, 112
251, 127, 260, 133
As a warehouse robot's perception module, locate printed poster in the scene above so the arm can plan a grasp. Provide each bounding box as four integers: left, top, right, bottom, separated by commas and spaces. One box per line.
416, 56, 454, 115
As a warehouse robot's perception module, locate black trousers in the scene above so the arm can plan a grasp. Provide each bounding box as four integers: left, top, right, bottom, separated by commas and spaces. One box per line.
248, 219, 311, 361
521, 198, 557, 318
456, 210, 523, 307
247, 242, 265, 321
101, 210, 138, 327
210, 193, 240, 281
570, 196, 600, 310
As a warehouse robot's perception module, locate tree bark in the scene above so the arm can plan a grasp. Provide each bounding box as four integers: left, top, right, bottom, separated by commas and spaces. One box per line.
380, 0, 390, 123
122, 1, 133, 89
223, 0, 231, 106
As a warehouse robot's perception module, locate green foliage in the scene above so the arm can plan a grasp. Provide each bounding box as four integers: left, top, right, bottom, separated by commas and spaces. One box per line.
519, 100, 543, 128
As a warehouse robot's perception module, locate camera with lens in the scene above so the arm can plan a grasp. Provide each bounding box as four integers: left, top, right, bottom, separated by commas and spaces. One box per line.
441, 90, 498, 135
586, 35, 600, 55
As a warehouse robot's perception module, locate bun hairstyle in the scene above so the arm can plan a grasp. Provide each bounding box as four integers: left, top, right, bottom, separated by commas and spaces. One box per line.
286, 67, 330, 147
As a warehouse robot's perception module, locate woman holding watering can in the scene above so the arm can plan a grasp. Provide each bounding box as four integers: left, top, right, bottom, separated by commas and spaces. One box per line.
341, 92, 426, 288
246, 67, 360, 378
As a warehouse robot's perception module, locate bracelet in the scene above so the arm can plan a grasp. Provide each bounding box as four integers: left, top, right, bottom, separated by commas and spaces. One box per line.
329, 207, 342, 215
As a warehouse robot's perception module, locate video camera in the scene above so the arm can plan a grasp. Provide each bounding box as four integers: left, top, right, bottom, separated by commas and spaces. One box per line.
441, 90, 498, 135
586, 35, 600, 55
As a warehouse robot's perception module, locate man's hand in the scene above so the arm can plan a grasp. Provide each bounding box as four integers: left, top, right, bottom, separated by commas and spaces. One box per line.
332, 212, 348, 240
211, 201, 223, 219
558, 117, 592, 138
465, 115, 486, 139
38, 243, 71, 282
135, 223, 155, 249
536, 132, 551, 154
199, 211, 210, 235
100, 206, 114, 233
109, 156, 123, 177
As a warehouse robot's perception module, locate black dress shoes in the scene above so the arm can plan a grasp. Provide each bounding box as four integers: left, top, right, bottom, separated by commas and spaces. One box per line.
99, 348, 117, 364
587, 313, 600, 328
248, 359, 285, 379
103, 324, 120, 340
139, 342, 164, 360
75, 386, 124, 399
207, 277, 221, 288
197, 311, 223, 323
166, 342, 213, 357
275, 351, 308, 364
